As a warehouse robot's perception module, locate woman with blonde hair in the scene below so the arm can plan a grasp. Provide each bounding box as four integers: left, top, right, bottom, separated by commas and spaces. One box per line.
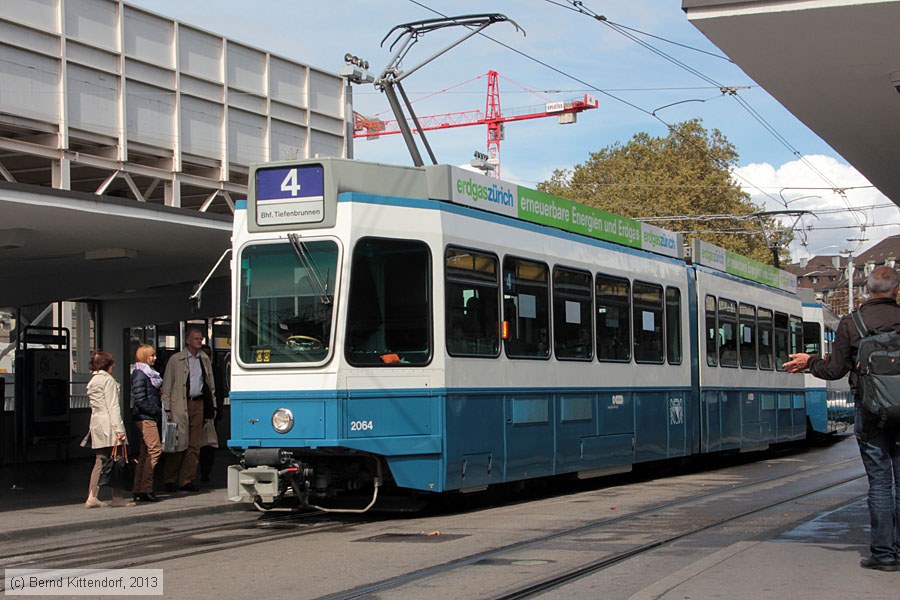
132, 344, 163, 502
82, 351, 132, 508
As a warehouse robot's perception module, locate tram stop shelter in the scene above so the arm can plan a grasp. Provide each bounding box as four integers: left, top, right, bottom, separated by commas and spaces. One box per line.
0, 182, 232, 464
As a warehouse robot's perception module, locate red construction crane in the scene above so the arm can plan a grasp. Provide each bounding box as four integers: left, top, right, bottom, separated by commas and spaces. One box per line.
354, 70, 598, 178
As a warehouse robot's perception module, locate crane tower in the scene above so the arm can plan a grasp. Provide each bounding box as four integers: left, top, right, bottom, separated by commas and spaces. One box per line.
354, 70, 598, 178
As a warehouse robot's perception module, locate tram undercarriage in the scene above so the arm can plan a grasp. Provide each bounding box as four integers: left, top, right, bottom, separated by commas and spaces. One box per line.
228, 448, 391, 513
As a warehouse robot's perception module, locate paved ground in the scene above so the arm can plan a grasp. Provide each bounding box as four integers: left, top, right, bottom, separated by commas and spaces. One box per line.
0, 448, 242, 542
0, 439, 897, 599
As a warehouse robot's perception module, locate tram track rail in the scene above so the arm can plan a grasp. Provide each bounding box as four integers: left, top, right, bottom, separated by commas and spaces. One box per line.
490, 474, 864, 600
319, 458, 865, 600
0, 451, 863, 596
0, 509, 376, 582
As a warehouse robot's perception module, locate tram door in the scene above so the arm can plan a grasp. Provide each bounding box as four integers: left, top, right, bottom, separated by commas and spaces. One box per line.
210, 318, 231, 440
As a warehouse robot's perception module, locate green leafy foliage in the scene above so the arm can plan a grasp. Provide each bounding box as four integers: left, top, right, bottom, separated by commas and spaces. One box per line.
538, 119, 790, 265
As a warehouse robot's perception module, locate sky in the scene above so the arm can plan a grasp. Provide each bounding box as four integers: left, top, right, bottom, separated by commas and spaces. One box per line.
128, 0, 900, 262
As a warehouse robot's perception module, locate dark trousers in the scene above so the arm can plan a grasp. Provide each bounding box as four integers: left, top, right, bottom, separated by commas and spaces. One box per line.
855, 406, 900, 562
199, 445, 215, 481
163, 398, 204, 487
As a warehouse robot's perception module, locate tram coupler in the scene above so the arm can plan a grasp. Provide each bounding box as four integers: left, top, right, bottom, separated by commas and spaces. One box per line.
242, 447, 291, 467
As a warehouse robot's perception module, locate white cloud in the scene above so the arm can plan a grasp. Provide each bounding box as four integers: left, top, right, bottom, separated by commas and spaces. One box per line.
733, 155, 900, 261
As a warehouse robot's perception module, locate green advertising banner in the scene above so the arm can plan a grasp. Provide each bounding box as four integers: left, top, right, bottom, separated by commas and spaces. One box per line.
516, 186, 644, 249
443, 166, 682, 258
692, 239, 797, 293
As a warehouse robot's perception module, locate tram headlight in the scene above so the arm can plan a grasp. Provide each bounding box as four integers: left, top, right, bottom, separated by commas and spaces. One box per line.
272, 408, 294, 434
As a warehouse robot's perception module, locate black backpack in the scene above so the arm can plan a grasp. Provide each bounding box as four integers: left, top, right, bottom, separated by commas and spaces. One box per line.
851, 311, 900, 426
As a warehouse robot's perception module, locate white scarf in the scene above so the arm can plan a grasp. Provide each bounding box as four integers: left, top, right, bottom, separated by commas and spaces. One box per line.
135, 361, 162, 389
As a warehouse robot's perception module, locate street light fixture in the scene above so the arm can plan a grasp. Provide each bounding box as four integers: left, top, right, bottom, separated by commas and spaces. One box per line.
470, 151, 495, 173
340, 53, 375, 84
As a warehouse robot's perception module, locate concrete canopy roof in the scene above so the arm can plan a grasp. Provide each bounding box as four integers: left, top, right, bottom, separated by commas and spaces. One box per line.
683, 0, 900, 206
0, 182, 232, 309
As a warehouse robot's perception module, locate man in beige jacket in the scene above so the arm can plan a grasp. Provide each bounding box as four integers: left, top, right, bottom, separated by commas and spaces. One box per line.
162, 327, 216, 492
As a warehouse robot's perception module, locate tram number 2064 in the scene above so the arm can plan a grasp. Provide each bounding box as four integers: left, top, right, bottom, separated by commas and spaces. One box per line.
350, 420, 375, 432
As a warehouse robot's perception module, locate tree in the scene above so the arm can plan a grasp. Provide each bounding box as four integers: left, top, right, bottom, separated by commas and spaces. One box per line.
538, 119, 790, 265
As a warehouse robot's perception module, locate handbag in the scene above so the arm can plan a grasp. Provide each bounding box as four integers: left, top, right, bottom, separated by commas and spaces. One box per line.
161, 410, 179, 453
98, 437, 134, 492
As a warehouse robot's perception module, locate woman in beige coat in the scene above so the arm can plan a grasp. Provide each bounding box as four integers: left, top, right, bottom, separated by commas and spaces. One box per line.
83, 351, 133, 508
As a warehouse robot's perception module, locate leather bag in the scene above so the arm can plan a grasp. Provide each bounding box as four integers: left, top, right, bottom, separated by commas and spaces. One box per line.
98, 438, 134, 491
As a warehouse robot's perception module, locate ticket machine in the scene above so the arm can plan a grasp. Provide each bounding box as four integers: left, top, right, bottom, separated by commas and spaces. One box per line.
14, 326, 70, 458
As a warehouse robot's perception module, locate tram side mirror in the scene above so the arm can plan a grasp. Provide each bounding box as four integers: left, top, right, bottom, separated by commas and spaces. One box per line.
190, 283, 202, 313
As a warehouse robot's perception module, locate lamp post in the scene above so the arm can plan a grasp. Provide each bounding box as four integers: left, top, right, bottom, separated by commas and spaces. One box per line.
843, 249, 855, 313
842, 237, 869, 313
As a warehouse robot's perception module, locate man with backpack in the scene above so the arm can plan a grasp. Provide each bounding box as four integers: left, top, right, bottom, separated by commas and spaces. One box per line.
784, 265, 900, 571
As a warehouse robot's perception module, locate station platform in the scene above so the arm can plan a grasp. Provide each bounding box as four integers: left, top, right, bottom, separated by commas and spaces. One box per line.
0, 446, 894, 599
0, 448, 241, 543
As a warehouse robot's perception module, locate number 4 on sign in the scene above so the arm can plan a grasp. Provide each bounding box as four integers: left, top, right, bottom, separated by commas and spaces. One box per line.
280, 169, 302, 196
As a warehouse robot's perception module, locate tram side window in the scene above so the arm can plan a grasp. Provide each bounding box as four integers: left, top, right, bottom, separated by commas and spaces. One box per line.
553, 267, 593, 360
774, 312, 789, 370
803, 322, 822, 355
596, 275, 631, 362
739, 303, 757, 369
757, 308, 774, 370
718, 298, 738, 367
665, 287, 682, 364
237, 240, 337, 365
503, 257, 550, 359
345, 237, 431, 366
445, 247, 500, 357
634, 281, 664, 364
705, 295, 717, 366
789, 315, 803, 355
824, 325, 836, 356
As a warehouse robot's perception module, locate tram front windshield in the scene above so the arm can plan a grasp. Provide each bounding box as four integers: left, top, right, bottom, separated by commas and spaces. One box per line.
238, 240, 337, 365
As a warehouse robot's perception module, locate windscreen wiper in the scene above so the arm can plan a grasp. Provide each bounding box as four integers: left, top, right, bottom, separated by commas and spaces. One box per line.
288, 233, 332, 305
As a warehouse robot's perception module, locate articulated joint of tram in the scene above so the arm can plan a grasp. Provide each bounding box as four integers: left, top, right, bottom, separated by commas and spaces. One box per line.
227, 448, 382, 513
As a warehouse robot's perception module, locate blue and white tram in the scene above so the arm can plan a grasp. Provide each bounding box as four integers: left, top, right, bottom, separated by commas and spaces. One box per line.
226, 158, 809, 511
691, 241, 807, 452
800, 296, 853, 432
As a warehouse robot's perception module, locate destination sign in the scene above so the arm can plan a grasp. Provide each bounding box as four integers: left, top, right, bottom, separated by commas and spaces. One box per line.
255, 164, 325, 226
